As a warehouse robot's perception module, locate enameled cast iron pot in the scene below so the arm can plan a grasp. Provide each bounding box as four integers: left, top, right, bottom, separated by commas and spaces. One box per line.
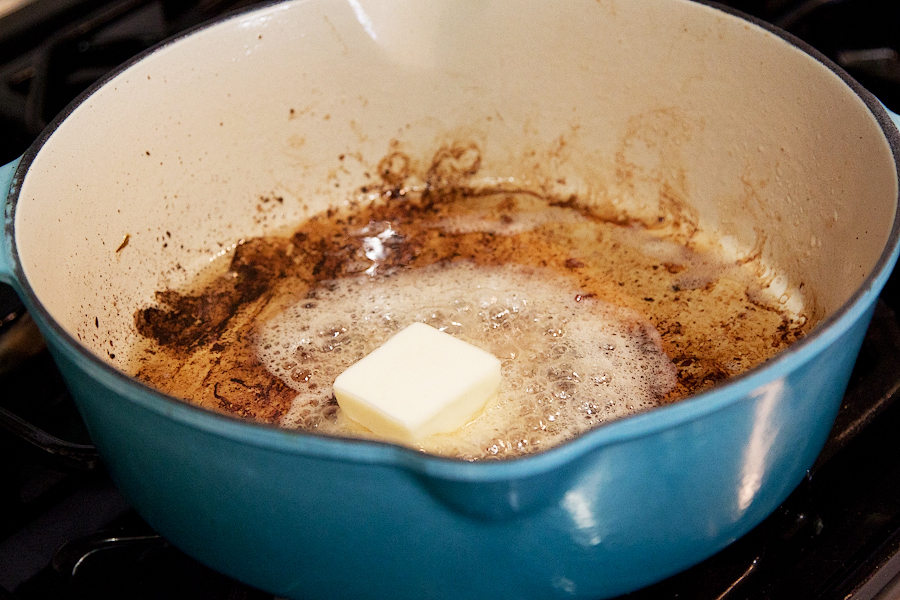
2, 1, 900, 598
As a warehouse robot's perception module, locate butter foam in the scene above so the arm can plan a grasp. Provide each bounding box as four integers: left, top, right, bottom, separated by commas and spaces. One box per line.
256, 262, 676, 459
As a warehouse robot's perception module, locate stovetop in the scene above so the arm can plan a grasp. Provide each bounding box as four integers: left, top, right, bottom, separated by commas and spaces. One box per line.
2, 1, 900, 599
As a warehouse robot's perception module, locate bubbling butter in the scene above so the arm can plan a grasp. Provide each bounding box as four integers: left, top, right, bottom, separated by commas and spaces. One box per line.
256, 262, 677, 459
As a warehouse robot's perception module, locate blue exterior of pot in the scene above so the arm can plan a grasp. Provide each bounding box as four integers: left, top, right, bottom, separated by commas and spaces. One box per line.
2, 136, 893, 596
60, 314, 873, 600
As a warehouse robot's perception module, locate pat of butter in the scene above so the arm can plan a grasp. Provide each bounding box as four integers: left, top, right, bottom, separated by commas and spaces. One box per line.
333, 322, 501, 443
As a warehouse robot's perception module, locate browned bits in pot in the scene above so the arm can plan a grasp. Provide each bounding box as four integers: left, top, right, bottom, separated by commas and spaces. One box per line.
129, 145, 809, 443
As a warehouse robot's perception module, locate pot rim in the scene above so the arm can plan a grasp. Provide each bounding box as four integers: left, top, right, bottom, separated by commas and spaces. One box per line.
5, 0, 900, 480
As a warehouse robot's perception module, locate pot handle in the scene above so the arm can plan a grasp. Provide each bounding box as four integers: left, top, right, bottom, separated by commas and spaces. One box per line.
1, 156, 102, 472
889, 110, 900, 132
0, 405, 102, 471
882, 104, 900, 133
1, 157, 22, 285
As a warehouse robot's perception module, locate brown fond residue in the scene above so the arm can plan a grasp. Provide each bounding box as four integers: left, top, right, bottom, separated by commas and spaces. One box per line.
130, 142, 808, 444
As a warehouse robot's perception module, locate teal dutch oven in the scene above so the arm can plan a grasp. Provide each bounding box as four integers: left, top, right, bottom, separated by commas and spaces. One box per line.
2, 0, 900, 598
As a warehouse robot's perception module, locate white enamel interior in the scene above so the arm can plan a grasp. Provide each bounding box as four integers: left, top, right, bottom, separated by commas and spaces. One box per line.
13, 0, 898, 369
